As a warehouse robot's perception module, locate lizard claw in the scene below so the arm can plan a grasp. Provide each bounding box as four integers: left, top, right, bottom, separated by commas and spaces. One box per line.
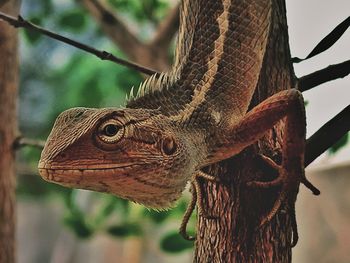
179, 230, 195, 241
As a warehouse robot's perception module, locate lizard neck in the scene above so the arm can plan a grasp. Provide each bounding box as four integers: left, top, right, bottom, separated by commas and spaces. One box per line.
128, 0, 272, 129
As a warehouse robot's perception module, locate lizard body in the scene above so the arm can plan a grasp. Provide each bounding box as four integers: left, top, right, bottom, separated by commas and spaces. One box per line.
38, 0, 318, 242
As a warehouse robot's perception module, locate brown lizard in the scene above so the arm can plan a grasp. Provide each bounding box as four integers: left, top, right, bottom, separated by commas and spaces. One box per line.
38, 0, 319, 244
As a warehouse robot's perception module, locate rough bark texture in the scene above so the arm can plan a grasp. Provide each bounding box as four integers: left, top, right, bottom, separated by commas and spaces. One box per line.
0, 1, 18, 262
195, 1, 297, 262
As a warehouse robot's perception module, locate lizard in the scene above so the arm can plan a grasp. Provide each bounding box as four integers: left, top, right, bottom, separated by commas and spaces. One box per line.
38, 0, 320, 245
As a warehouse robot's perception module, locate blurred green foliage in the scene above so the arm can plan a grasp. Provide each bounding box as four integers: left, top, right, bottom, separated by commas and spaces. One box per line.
57, 9, 87, 32
18, 0, 194, 255
108, 0, 169, 24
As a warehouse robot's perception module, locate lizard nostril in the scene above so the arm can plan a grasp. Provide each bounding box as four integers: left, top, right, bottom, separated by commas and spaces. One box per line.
162, 136, 177, 155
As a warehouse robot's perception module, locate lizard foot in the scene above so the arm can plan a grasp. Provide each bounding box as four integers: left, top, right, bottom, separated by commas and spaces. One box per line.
246, 154, 296, 226
247, 154, 318, 246
248, 154, 320, 194
179, 171, 219, 241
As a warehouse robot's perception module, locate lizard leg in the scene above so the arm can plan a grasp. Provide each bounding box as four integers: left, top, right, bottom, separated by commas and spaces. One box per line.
225, 89, 319, 229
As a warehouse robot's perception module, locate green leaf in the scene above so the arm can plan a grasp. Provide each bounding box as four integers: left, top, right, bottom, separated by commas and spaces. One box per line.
107, 223, 142, 237
107, 0, 169, 23
160, 231, 194, 253
329, 132, 349, 154
93, 196, 118, 225
100, 198, 118, 218
63, 213, 93, 239
58, 10, 87, 32
108, 0, 127, 9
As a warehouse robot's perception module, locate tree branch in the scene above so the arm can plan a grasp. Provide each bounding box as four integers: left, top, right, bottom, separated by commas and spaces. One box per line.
13, 137, 45, 149
80, 0, 149, 62
298, 60, 350, 92
150, 3, 180, 50
0, 0, 10, 8
0, 11, 157, 75
80, 0, 178, 71
305, 105, 350, 166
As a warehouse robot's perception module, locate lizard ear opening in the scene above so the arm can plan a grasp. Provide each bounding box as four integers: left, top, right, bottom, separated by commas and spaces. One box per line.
162, 136, 177, 155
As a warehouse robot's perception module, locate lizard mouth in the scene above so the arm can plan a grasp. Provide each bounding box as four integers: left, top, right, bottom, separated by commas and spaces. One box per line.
37, 160, 142, 170
37, 161, 186, 209
38, 166, 120, 194
37, 160, 143, 185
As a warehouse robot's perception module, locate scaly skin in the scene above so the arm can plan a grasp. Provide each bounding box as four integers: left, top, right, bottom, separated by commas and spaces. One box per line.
38, 0, 319, 244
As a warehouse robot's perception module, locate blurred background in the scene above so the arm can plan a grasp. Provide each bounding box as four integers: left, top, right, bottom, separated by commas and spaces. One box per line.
16, 0, 349, 262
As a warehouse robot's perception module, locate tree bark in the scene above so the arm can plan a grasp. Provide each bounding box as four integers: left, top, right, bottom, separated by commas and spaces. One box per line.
195, 1, 298, 262
0, 1, 19, 262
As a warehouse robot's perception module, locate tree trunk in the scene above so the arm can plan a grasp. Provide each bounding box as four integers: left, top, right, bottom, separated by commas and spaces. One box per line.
0, 1, 19, 262
195, 1, 297, 262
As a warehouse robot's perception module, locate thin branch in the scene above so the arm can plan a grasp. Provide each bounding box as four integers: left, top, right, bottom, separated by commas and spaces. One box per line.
298, 60, 350, 92
151, 3, 180, 49
13, 137, 45, 149
305, 105, 350, 167
80, 0, 177, 71
0, 11, 157, 75
292, 17, 350, 63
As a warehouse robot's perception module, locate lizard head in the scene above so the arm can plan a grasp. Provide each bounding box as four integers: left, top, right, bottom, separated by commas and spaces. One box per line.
38, 107, 195, 209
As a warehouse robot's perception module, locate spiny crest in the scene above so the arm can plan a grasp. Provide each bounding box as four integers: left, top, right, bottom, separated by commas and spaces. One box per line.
126, 72, 178, 104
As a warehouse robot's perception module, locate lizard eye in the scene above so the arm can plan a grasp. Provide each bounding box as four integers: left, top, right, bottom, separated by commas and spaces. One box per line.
103, 124, 119, 136
98, 120, 124, 143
